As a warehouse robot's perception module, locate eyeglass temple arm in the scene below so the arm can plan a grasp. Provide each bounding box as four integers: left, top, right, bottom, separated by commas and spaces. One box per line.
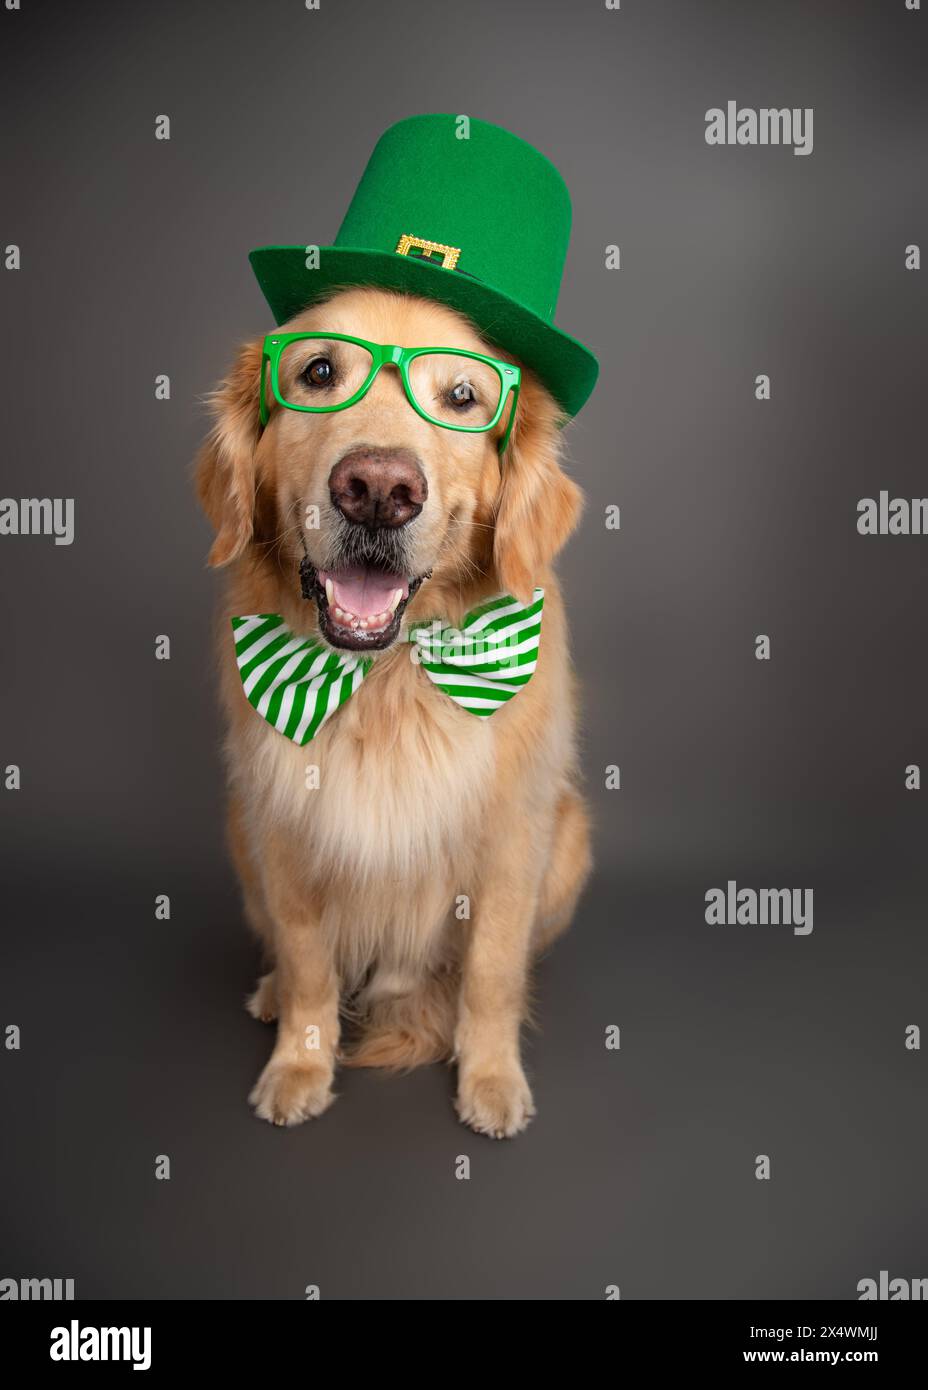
497, 385, 519, 458
259, 353, 271, 428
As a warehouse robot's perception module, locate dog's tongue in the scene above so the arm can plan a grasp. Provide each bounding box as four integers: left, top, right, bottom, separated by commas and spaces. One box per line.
321, 565, 408, 619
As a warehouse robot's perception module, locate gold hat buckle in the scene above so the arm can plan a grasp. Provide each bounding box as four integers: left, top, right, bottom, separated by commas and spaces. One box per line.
395, 234, 461, 271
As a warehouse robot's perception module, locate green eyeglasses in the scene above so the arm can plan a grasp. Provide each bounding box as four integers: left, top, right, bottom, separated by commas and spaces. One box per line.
259, 332, 521, 455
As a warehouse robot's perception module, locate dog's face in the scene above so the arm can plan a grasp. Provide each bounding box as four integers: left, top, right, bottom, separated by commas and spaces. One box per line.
198, 287, 581, 647
262, 289, 511, 651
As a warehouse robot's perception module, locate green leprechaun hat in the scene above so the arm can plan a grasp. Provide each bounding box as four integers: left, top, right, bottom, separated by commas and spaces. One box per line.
249, 114, 599, 418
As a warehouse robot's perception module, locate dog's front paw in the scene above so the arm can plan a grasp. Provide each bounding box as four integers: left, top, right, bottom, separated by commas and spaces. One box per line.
249, 1060, 335, 1127
456, 1065, 536, 1139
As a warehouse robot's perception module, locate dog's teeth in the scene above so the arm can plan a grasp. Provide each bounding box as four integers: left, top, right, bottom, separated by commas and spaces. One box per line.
325, 578, 334, 604
330, 597, 400, 631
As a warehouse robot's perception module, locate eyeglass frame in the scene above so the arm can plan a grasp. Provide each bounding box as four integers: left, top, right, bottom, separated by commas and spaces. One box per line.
259, 331, 521, 455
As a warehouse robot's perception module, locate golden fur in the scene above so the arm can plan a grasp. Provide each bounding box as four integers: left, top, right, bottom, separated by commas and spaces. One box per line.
196, 288, 591, 1137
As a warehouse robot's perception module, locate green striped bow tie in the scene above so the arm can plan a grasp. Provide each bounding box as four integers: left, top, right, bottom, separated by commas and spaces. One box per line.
231, 588, 544, 746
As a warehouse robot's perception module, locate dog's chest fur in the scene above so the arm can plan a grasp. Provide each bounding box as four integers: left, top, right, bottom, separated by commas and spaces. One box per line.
235, 646, 495, 975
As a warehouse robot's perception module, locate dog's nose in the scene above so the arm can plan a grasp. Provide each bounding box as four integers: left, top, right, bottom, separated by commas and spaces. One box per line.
329, 448, 428, 528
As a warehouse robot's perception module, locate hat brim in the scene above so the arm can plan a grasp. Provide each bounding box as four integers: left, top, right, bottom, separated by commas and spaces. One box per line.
248, 246, 599, 420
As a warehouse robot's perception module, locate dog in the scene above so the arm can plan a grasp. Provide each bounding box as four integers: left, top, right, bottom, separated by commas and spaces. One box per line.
196, 285, 591, 1138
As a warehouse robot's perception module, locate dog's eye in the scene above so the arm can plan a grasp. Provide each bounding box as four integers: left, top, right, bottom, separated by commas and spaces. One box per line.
302, 357, 334, 388
447, 380, 476, 409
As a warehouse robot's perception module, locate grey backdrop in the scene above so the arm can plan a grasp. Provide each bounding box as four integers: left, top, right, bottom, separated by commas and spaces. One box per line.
1, 0, 926, 1299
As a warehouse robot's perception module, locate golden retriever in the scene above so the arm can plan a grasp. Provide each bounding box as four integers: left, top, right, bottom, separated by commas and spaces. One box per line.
196, 286, 590, 1138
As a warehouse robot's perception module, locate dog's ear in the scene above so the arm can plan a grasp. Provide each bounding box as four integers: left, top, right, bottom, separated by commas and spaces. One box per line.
492, 374, 583, 602
195, 338, 264, 567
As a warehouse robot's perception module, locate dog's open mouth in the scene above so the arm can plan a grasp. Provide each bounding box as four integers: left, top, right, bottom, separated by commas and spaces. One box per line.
304, 561, 426, 651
